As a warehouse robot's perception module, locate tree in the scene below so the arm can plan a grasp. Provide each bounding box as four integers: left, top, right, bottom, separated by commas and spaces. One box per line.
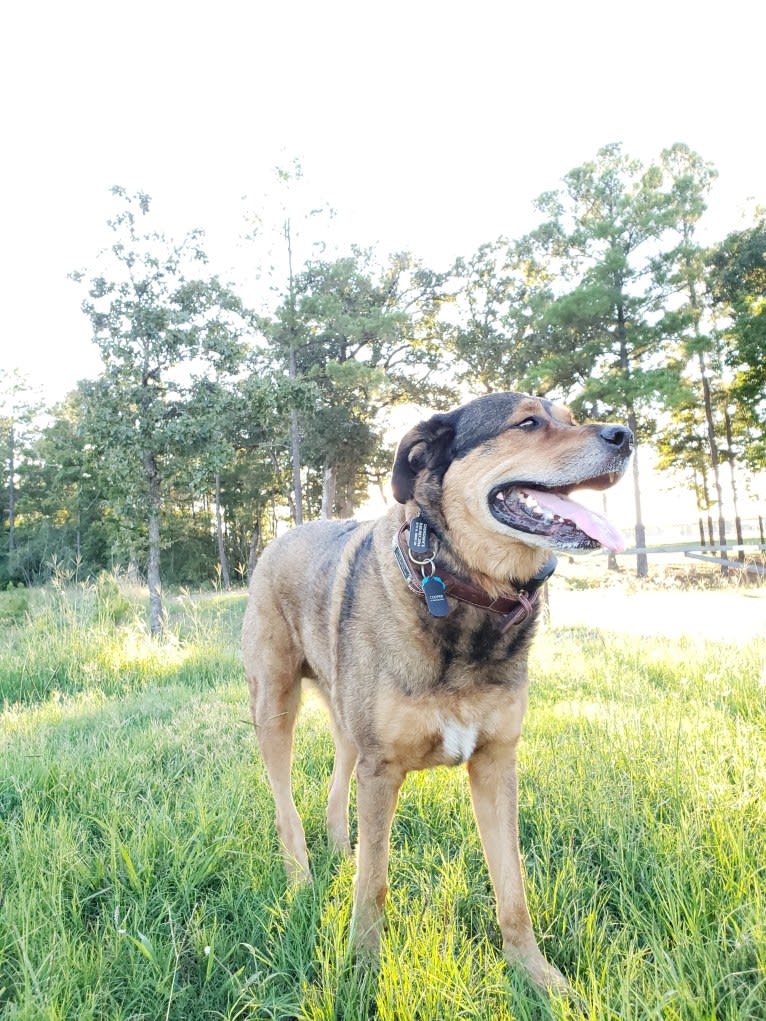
650, 145, 741, 567
0, 369, 42, 584
72, 187, 248, 633
242, 160, 336, 527
449, 238, 555, 392
9, 385, 114, 583
225, 368, 319, 569
282, 216, 306, 525
265, 248, 453, 519
521, 144, 709, 576
654, 396, 717, 544
709, 218, 766, 471
180, 370, 301, 589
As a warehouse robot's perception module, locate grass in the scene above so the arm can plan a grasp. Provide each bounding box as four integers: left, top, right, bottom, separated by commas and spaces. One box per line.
0, 579, 765, 1019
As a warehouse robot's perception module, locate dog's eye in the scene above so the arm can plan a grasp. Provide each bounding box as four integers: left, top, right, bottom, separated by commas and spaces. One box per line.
515, 416, 541, 430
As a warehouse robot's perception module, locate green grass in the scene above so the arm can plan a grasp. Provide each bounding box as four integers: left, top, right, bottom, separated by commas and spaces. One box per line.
1, 583, 765, 1019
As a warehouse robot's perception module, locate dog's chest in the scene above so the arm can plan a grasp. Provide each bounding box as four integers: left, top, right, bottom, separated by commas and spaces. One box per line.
374, 686, 525, 771
439, 717, 479, 763
431, 608, 538, 675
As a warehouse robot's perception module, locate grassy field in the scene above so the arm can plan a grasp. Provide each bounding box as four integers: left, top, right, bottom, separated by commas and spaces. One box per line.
0, 578, 765, 1020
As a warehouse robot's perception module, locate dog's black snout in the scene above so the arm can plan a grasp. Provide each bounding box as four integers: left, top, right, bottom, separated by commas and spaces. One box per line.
599, 424, 633, 455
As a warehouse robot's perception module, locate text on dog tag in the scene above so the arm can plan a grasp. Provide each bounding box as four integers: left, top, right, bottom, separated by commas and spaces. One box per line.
422, 575, 449, 617
408, 515, 432, 556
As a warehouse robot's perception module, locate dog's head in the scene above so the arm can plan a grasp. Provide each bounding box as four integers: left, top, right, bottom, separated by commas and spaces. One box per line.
392, 392, 632, 565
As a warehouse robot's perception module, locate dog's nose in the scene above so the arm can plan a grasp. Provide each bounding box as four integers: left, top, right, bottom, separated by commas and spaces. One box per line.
599, 424, 633, 456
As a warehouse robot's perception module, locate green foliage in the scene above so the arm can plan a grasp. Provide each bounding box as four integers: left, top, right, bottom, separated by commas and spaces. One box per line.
449, 239, 555, 392
709, 219, 766, 469
444, 143, 764, 580
522, 144, 697, 424
0, 582, 29, 623
94, 572, 133, 625
263, 247, 455, 517
69, 187, 254, 631
5, 149, 766, 590
1, 369, 45, 586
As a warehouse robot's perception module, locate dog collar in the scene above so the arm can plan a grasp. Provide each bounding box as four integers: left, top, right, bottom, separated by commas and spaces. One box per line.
392, 518, 557, 632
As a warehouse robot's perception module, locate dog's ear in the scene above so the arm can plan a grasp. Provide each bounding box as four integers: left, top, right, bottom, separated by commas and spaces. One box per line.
391, 411, 458, 504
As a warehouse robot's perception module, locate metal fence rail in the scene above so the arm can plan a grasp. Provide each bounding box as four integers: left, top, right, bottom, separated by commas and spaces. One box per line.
618, 543, 766, 576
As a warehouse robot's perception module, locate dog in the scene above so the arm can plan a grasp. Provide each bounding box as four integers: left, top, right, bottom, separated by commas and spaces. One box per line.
242, 391, 633, 992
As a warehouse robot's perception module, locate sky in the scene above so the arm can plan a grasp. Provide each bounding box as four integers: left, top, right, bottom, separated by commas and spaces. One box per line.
1, 0, 765, 523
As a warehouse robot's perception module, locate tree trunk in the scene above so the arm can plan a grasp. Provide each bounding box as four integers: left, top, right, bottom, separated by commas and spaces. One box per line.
143, 450, 164, 637
320, 465, 337, 520
697, 351, 727, 574
336, 464, 356, 520
723, 405, 745, 562
698, 467, 715, 546
615, 302, 647, 578
247, 521, 260, 580
289, 409, 303, 526
126, 554, 141, 586
7, 421, 15, 557
603, 492, 618, 571
285, 219, 304, 527
215, 471, 231, 590
268, 447, 296, 523
628, 409, 648, 578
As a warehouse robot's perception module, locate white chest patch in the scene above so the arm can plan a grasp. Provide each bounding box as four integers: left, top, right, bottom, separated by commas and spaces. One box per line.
441, 719, 478, 764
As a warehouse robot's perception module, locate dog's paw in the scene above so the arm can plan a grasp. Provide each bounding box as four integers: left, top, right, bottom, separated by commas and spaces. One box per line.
506, 948, 572, 998
349, 909, 384, 964
283, 853, 312, 885
534, 961, 571, 996
327, 830, 352, 856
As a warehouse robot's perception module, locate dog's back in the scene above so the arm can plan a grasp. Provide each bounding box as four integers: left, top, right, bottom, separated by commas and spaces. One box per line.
243, 517, 371, 694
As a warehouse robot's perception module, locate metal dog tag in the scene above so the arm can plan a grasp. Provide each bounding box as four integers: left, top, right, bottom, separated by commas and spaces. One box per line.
408, 515, 432, 557
422, 575, 449, 617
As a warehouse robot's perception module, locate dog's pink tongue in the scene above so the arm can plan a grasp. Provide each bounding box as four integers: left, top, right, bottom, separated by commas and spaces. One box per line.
526, 488, 626, 553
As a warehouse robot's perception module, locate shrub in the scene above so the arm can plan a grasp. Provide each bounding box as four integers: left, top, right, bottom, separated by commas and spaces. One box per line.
0, 582, 30, 623
94, 571, 133, 625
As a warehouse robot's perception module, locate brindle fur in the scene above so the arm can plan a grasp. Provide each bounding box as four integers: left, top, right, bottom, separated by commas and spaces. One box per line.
242, 392, 632, 992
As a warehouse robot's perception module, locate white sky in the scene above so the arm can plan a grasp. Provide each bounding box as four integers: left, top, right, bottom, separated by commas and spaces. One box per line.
1, 0, 765, 524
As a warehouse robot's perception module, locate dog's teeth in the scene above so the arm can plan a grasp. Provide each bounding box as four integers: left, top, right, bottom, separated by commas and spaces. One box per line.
496, 490, 505, 502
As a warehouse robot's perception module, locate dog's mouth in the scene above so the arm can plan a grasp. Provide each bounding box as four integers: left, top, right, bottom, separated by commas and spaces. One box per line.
489, 475, 626, 552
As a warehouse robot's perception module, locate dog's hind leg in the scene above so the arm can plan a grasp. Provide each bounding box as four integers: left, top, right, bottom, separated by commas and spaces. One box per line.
326, 723, 357, 854
467, 741, 569, 993
246, 629, 310, 883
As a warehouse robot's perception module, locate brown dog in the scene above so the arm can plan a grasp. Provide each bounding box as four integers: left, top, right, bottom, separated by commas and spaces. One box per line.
242, 391, 632, 991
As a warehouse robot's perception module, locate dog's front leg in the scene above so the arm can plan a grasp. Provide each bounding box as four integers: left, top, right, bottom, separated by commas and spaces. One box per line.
468, 743, 568, 993
351, 756, 405, 956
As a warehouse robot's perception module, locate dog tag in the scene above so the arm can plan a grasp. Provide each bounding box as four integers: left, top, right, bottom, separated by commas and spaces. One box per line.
422, 575, 449, 617
409, 515, 432, 557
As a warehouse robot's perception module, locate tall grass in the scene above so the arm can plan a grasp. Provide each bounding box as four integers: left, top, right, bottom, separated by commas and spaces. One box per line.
0, 581, 764, 1019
